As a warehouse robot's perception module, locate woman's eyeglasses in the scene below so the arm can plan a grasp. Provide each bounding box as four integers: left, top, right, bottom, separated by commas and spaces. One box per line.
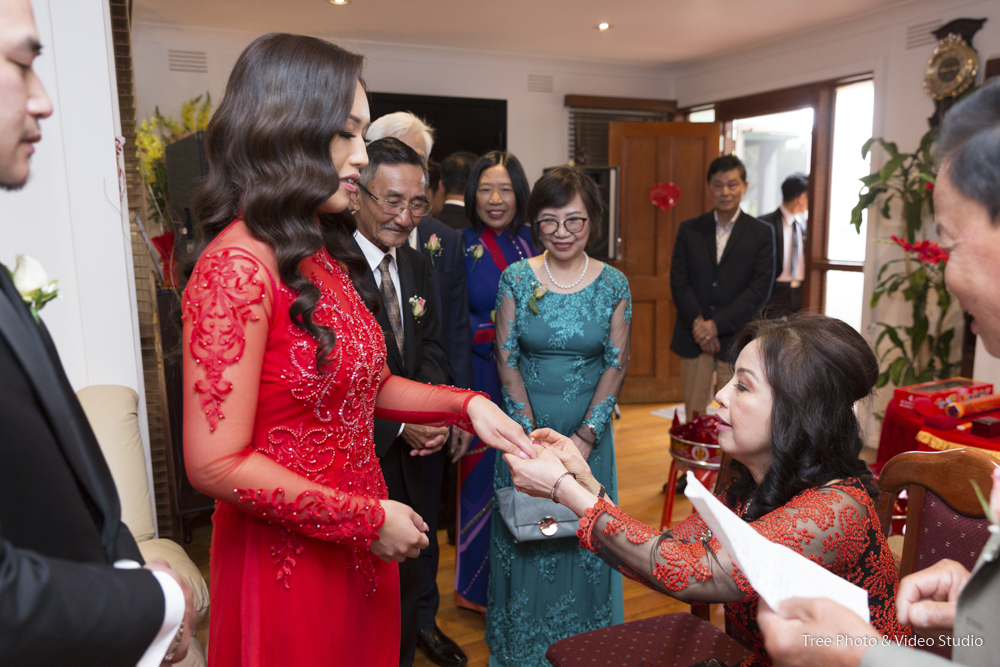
357, 182, 432, 220
537, 216, 587, 236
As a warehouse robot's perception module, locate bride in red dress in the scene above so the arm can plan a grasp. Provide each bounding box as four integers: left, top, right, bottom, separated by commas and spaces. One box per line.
181, 34, 530, 667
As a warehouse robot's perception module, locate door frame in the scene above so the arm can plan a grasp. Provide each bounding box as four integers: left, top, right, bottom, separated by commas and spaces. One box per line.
609, 121, 720, 404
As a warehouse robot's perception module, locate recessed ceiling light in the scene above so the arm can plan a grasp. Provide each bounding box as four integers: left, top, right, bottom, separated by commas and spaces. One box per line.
330, 0, 349, 5
597, 22, 611, 31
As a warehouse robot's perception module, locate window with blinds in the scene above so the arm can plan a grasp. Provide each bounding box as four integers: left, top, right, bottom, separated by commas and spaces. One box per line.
568, 108, 674, 166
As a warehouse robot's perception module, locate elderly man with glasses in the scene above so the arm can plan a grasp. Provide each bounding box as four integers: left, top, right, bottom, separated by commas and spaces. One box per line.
348, 136, 452, 667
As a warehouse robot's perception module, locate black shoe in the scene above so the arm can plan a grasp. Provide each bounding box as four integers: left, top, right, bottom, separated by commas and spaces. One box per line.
416, 625, 467, 667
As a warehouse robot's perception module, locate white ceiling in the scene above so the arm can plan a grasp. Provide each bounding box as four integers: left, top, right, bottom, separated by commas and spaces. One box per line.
133, 0, 921, 66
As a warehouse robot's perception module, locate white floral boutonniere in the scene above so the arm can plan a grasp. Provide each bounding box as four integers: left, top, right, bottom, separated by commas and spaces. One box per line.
6, 254, 58, 324
409, 295, 427, 322
528, 282, 548, 315
424, 234, 442, 267
467, 243, 485, 271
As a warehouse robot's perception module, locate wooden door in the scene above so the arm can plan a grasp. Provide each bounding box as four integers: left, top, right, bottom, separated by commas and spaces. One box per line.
610, 121, 720, 404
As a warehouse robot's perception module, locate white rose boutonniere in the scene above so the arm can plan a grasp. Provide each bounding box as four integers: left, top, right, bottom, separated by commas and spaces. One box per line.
409, 295, 427, 322
467, 243, 485, 271
7, 254, 58, 323
423, 234, 442, 267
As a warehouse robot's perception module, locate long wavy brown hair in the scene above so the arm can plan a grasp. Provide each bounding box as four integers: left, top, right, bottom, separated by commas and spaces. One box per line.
188, 32, 374, 369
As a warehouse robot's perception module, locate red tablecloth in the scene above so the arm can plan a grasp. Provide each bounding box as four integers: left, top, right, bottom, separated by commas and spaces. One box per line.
877, 397, 1000, 463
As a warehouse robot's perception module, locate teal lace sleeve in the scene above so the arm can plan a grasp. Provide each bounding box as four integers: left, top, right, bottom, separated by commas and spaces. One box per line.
574, 268, 632, 446
494, 262, 535, 432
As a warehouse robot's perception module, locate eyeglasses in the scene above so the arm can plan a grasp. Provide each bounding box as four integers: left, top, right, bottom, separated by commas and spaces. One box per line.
357, 182, 432, 220
537, 216, 588, 236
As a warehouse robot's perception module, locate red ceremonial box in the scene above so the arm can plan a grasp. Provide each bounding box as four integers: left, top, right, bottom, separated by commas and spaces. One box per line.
893, 377, 992, 415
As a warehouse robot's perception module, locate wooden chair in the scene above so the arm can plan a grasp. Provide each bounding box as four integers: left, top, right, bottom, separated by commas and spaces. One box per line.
875, 447, 998, 578
875, 448, 998, 660
546, 454, 751, 667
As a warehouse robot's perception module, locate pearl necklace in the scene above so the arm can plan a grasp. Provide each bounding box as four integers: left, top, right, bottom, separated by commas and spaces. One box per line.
543, 250, 589, 290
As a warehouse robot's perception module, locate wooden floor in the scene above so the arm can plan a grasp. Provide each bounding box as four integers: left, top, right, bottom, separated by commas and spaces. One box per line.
186, 402, 698, 666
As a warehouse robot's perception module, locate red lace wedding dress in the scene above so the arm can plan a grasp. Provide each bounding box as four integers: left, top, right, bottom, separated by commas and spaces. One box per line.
182, 221, 481, 666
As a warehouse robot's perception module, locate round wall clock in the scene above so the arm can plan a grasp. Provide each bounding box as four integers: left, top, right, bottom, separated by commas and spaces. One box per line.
924, 33, 979, 100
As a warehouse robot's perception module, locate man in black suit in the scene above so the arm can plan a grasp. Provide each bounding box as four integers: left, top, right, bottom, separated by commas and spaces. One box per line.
758, 173, 809, 317
670, 154, 775, 421
367, 117, 471, 667
349, 137, 454, 667
434, 151, 478, 231
0, 1, 196, 664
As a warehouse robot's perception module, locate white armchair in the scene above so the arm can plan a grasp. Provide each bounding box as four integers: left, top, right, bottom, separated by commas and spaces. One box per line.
76, 385, 209, 667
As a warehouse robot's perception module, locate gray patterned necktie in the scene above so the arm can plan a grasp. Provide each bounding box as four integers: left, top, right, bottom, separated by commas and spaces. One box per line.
378, 254, 404, 355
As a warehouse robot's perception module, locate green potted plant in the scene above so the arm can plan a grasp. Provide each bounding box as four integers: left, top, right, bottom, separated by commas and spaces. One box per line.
850, 127, 958, 388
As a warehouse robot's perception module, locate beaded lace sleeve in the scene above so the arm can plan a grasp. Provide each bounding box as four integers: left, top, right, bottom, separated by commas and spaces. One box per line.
573, 273, 631, 446
182, 247, 384, 547
577, 485, 876, 603
373, 365, 487, 434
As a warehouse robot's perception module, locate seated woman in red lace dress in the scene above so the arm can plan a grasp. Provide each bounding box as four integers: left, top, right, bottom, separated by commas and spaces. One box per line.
505, 313, 911, 666
181, 34, 531, 667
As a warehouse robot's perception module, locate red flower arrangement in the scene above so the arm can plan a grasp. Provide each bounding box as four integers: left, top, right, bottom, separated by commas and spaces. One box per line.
872, 235, 956, 388
890, 235, 948, 264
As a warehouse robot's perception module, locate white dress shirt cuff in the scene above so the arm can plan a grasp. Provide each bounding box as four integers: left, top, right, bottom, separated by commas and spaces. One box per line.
114, 559, 185, 667
397, 422, 406, 437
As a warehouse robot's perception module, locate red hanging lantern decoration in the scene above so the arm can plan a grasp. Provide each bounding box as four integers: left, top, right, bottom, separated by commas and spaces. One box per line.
649, 182, 681, 211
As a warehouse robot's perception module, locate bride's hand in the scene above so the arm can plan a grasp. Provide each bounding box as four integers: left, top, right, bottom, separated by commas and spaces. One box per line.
466, 395, 535, 459
371, 500, 429, 563
530, 428, 598, 494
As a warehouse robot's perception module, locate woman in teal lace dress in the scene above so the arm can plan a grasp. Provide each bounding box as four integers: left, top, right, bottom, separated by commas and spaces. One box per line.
485, 167, 631, 666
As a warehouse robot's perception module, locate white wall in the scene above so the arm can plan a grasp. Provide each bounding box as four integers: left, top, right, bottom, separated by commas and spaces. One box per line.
0, 0, 154, 521
131, 22, 676, 184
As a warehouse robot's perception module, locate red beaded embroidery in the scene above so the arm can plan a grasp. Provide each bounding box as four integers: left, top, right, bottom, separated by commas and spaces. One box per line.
237, 485, 385, 595
183, 249, 267, 431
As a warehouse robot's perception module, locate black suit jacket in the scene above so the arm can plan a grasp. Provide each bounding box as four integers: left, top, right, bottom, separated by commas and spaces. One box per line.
0, 268, 164, 665
416, 217, 472, 389
435, 202, 469, 231
669, 210, 776, 361
757, 207, 806, 280
349, 239, 450, 507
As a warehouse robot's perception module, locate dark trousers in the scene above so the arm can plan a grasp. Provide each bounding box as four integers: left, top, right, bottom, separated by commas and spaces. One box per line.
765, 281, 803, 317
380, 440, 422, 667
418, 449, 445, 629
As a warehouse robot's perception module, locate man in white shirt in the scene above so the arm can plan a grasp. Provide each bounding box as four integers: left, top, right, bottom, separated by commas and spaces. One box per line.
366, 115, 471, 667
669, 155, 776, 421
347, 137, 453, 667
0, 1, 194, 664
759, 173, 809, 316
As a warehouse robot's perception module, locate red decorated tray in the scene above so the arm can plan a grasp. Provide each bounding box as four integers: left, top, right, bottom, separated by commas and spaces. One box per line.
669, 415, 722, 470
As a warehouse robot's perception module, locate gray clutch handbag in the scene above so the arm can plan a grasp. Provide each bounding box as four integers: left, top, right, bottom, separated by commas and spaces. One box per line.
496, 486, 580, 542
